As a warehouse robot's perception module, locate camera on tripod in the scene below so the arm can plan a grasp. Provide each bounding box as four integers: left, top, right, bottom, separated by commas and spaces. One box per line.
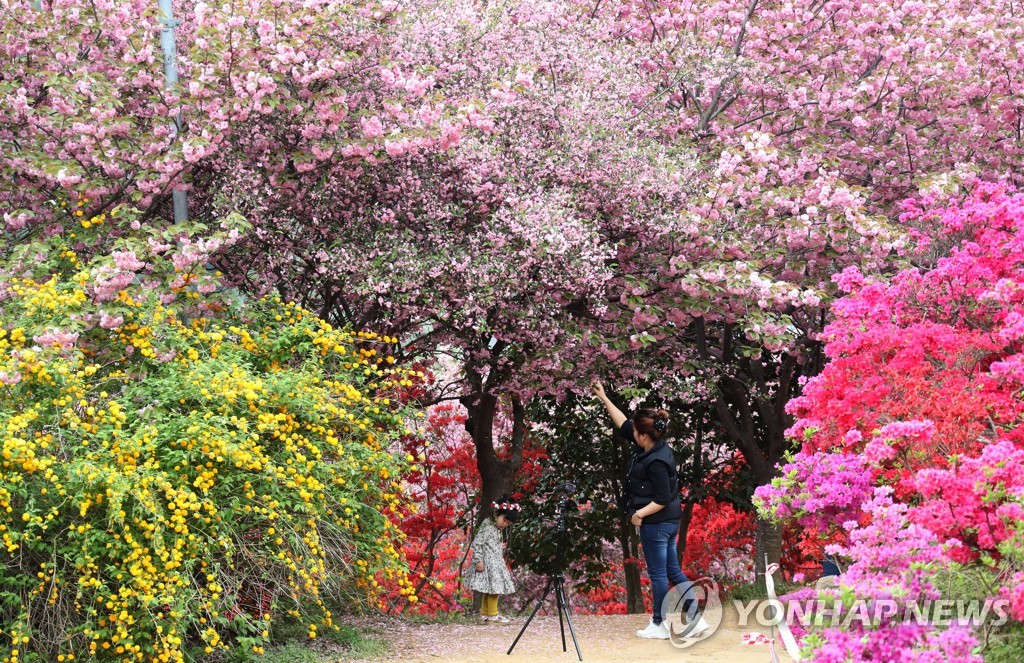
507, 480, 585, 660
551, 481, 576, 495
550, 482, 590, 515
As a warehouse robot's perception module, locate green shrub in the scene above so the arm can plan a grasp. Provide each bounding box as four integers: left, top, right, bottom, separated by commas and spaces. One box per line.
0, 209, 419, 661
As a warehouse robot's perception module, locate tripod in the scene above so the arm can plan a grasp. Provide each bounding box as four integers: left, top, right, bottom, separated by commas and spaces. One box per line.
507, 493, 582, 661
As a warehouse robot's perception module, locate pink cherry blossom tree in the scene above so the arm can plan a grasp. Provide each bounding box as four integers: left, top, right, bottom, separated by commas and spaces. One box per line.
601, 0, 1024, 569
212, 0, 700, 514
1, 0, 454, 236
6, 0, 1024, 580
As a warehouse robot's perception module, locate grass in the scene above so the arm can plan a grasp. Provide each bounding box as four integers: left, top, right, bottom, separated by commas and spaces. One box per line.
238, 620, 390, 663
726, 579, 804, 602
980, 621, 1024, 663
257, 628, 390, 663
253, 643, 324, 663
931, 565, 1024, 663
324, 623, 391, 659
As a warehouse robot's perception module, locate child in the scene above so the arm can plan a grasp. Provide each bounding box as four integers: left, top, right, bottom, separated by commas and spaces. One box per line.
464, 496, 520, 623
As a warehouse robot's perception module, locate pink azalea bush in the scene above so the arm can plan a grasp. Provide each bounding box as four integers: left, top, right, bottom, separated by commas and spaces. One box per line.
756, 181, 1024, 660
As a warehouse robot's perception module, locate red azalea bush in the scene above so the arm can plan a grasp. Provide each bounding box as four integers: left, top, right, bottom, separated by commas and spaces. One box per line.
382, 402, 479, 614
572, 547, 650, 616
681, 499, 756, 589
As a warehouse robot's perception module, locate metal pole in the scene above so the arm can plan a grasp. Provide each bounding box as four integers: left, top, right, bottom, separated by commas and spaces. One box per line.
157, 0, 188, 222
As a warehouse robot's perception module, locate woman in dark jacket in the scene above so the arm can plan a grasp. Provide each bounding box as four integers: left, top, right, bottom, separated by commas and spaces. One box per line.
592, 380, 710, 640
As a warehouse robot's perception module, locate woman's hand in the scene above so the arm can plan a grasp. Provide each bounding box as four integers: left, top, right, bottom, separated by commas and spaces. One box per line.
476, 561, 485, 573
592, 379, 627, 428
630, 513, 643, 527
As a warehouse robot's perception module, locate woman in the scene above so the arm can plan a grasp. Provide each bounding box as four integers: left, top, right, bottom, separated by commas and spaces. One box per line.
592, 379, 710, 640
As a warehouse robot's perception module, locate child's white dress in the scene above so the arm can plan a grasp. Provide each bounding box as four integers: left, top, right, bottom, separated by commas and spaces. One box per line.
463, 518, 515, 594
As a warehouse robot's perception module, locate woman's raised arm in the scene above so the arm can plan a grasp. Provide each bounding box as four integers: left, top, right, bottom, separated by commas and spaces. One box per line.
591, 379, 627, 429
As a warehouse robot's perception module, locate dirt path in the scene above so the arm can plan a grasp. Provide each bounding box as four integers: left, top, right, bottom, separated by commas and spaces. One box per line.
359, 606, 794, 663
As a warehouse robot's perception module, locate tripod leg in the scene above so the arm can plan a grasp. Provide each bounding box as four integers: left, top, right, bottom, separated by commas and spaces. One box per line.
507, 577, 554, 656
555, 583, 583, 662
557, 581, 567, 652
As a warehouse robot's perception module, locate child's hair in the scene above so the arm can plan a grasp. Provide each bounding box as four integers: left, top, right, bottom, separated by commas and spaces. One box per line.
492, 495, 522, 523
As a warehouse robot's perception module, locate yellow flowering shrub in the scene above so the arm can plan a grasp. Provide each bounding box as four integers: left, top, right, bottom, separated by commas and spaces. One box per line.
0, 209, 418, 661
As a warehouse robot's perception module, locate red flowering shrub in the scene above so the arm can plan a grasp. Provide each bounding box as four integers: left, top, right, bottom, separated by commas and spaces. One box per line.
682, 499, 756, 589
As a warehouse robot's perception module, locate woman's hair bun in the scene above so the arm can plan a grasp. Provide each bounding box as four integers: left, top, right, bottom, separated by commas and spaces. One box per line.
654, 410, 669, 432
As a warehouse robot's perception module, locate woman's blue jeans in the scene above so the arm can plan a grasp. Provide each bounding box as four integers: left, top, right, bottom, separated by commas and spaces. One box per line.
639, 519, 696, 625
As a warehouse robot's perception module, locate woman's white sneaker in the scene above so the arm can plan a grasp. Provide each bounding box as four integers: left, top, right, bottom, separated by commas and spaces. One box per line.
684, 615, 711, 637
636, 620, 670, 639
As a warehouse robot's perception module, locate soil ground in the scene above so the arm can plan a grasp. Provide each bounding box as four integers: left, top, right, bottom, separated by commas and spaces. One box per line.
357, 604, 795, 663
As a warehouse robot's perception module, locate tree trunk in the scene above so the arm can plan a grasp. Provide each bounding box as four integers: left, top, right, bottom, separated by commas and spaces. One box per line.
463, 381, 528, 521
677, 500, 695, 566
463, 392, 505, 523
691, 319, 808, 577
620, 519, 644, 613
754, 514, 783, 574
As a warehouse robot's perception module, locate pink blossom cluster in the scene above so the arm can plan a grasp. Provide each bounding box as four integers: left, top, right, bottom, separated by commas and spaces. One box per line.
111, 250, 146, 272
91, 264, 136, 303
1000, 572, 1024, 621
755, 450, 875, 531
609, 0, 1024, 210
827, 488, 948, 600
911, 441, 1024, 561
32, 329, 81, 351
0, 371, 23, 386
98, 311, 124, 330
801, 622, 980, 663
